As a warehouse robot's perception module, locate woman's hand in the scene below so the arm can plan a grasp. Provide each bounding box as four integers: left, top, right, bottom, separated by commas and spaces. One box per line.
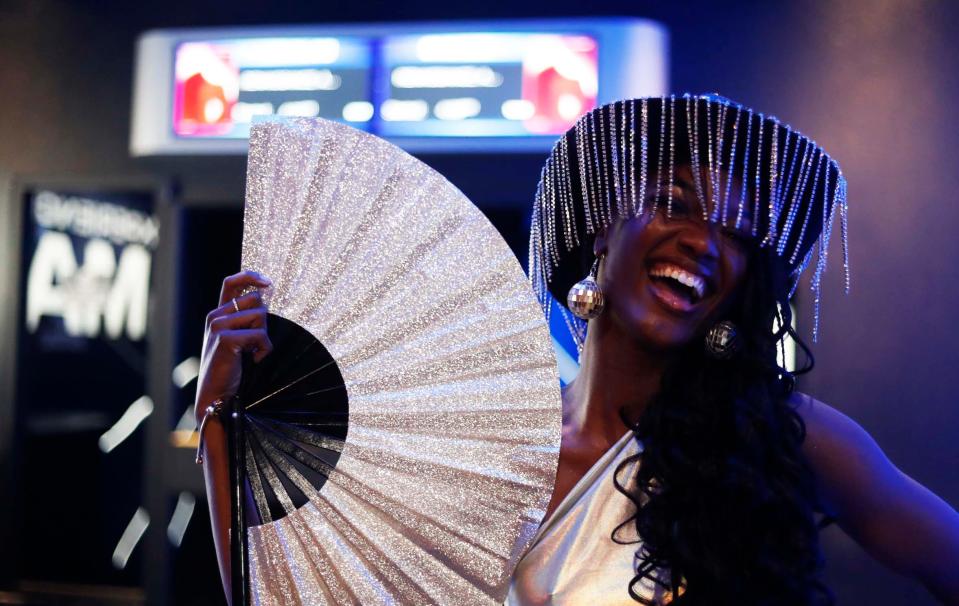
195, 270, 273, 605
195, 270, 274, 419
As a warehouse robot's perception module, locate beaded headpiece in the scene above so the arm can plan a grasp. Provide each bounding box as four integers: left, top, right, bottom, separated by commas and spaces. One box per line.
529, 94, 849, 350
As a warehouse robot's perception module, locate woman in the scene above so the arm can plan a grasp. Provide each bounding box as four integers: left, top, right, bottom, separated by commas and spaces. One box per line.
196, 95, 959, 604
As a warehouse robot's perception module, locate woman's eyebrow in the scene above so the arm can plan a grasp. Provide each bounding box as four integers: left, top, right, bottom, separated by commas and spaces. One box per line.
667, 176, 701, 206
674, 176, 696, 196
651, 175, 695, 196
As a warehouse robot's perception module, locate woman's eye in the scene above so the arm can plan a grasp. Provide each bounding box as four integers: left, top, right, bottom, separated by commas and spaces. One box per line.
722, 227, 752, 246
652, 194, 690, 217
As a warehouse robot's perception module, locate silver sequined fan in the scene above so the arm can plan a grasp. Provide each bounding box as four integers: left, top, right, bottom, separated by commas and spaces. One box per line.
230, 117, 562, 605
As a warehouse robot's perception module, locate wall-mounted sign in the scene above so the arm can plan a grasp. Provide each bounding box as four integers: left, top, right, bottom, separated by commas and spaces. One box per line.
15, 185, 157, 586
24, 190, 157, 342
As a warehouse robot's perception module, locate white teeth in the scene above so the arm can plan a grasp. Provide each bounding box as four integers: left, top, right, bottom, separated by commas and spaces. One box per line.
650, 264, 706, 299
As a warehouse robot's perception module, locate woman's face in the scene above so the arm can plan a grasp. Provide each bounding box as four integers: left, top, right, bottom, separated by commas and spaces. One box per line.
595, 164, 754, 351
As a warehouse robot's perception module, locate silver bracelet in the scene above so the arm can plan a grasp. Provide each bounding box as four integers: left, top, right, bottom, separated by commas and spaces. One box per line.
195, 397, 228, 465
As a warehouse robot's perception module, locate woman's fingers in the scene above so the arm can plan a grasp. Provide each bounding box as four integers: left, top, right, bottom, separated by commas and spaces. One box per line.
209, 308, 266, 333
216, 328, 273, 361
206, 289, 265, 328
219, 270, 272, 306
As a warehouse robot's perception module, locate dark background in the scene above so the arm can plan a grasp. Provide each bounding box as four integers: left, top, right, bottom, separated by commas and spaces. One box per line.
1, 0, 958, 604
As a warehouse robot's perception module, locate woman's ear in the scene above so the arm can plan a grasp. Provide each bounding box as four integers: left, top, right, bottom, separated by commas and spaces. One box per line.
593, 225, 610, 258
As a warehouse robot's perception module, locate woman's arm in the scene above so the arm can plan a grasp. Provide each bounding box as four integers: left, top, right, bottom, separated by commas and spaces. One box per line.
793, 393, 959, 603
195, 270, 273, 605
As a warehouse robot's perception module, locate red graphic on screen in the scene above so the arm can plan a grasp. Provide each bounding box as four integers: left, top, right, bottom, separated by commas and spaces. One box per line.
173, 43, 239, 136
521, 36, 598, 134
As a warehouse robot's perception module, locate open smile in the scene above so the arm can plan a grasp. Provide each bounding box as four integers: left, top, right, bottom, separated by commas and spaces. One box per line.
647, 261, 713, 314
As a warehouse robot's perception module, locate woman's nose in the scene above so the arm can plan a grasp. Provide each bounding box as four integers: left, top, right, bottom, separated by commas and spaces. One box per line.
676, 222, 720, 261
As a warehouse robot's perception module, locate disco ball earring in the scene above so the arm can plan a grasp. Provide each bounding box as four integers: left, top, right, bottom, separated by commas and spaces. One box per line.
705, 320, 742, 359
567, 256, 606, 320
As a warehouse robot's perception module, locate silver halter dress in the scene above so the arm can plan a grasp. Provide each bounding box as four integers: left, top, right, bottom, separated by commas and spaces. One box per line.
506, 432, 671, 605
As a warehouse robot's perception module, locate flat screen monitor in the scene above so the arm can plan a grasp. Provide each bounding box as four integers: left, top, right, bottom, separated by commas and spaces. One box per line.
131, 19, 668, 155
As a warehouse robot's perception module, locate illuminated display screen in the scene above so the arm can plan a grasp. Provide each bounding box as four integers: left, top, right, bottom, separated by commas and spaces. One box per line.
378, 33, 598, 137
132, 19, 667, 154
173, 37, 373, 138
171, 33, 598, 140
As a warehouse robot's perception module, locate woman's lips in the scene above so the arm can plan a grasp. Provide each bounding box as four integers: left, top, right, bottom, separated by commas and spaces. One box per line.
648, 279, 698, 314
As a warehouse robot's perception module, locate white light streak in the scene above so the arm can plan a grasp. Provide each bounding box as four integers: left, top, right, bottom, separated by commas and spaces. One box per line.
775, 304, 798, 372
433, 97, 481, 121
342, 101, 374, 122
380, 99, 429, 122
501, 99, 535, 121
111, 507, 149, 570
414, 34, 527, 63
553, 337, 580, 385
172, 356, 200, 388
231, 102, 274, 123
174, 405, 197, 433
167, 492, 196, 547
239, 69, 341, 92
277, 100, 320, 117
227, 38, 341, 67
98, 396, 153, 453
391, 66, 503, 89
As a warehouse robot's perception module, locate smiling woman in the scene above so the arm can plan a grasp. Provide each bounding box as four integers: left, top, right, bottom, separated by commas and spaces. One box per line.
592, 165, 753, 351
509, 95, 959, 605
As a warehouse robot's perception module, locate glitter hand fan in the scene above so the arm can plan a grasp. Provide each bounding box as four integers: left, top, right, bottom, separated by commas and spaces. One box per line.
229, 117, 562, 605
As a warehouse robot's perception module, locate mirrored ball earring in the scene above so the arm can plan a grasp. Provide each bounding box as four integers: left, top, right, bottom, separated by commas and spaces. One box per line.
705, 320, 742, 359
567, 256, 606, 320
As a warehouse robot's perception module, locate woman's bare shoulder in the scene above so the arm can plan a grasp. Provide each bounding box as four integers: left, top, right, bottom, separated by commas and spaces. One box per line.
786, 391, 890, 487
787, 391, 868, 452
786, 394, 959, 599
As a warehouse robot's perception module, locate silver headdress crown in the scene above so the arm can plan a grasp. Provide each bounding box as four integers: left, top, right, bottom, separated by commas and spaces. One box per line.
529, 94, 849, 350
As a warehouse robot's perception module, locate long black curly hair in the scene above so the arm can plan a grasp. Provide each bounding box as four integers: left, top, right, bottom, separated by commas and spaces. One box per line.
611, 242, 832, 605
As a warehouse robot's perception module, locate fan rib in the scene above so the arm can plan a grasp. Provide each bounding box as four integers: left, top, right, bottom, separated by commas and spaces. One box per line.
335, 262, 513, 370
244, 358, 339, 411
245, 441, 274, 524
254, 420, 337, 480
254, 439, 434, 601
322, 214, 463, 344
248, 525, 304, 605
254, 416, 345, 455
312, 485, 489, 604
270, 513, 356, 605
296, 169, 404, 324
301, 497, 434, 603
249, 433, 298, 517
325, 461, 505, 597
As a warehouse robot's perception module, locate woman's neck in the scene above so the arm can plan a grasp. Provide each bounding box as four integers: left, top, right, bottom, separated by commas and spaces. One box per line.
564, 314, 674, 449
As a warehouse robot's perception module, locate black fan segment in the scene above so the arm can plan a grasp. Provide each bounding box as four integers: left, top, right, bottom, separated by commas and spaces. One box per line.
235, 313, 348, 526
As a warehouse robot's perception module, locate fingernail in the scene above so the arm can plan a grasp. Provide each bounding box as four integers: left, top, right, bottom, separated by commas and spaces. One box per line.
258, 275, 273, 285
